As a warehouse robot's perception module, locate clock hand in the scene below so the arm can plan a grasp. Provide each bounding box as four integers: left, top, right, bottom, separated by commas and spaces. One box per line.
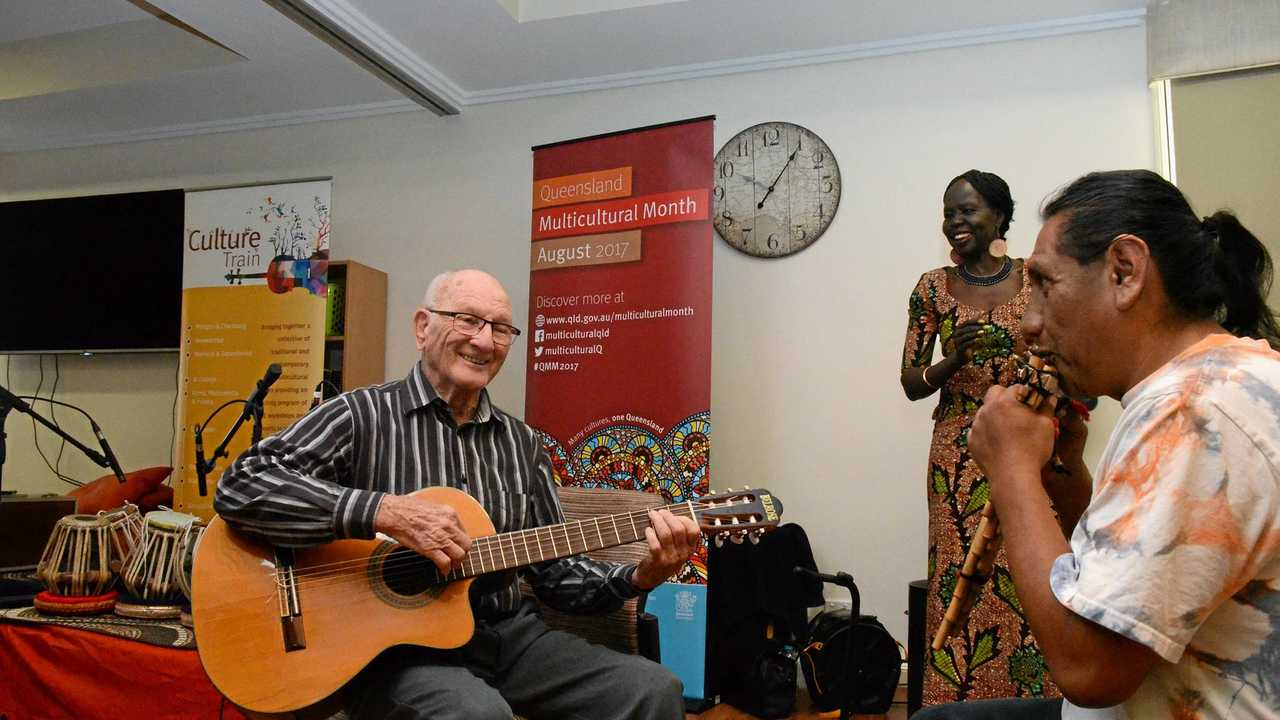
757, 140, 802, 209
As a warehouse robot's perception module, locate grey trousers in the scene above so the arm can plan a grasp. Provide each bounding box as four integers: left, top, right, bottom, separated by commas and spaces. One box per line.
345, 601, 685, 720
913, 698, 1063, 719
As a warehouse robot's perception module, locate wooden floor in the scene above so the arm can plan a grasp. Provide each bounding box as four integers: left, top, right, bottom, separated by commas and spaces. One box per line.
689, 686, 909, 720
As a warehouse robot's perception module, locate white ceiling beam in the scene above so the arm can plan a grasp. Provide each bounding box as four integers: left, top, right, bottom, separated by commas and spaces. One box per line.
261, 0, 464, 115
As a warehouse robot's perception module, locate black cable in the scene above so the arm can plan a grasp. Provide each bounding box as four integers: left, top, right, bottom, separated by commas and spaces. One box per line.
18, 396, 97, 425
52, 354, 68, 477
200, 399, 249, 431
30, 355, 44, 457
195, 399, 250, 483
2, 354, 9, 499
170, 357, 180, 485
16, 396, 112, 488
28, 356, 79, 486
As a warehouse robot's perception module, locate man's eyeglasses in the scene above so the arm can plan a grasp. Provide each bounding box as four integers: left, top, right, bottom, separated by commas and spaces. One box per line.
428, 309, 522, 346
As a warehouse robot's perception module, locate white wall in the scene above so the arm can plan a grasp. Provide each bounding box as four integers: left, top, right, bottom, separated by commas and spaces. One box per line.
0, 25, 1152, 641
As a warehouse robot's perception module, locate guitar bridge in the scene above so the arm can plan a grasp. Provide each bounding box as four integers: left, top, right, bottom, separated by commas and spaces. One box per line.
281, 615, 306, 652
276, 548, 306, 652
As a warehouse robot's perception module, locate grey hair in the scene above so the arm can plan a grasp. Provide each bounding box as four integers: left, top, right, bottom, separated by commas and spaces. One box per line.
422, 271, 456, 309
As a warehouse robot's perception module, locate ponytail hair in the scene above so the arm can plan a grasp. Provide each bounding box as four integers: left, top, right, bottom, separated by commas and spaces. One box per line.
1042, 170, 1279, 348
1206, 211, 1280, 343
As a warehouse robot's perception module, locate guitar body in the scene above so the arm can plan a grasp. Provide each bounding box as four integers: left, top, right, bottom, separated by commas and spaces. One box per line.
192, 486, 495, 713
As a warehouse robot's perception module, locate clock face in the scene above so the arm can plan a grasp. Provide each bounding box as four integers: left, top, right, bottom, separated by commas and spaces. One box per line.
713, 122, 841, 258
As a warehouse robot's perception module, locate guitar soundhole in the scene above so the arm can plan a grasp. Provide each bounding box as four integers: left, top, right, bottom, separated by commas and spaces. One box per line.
381, 548, 444, 597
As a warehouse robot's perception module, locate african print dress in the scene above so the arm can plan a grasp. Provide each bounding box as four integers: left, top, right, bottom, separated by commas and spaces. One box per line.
901, 265, 1060, 705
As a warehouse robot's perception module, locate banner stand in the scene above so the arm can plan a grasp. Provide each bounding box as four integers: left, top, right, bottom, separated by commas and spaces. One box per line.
526, 117, 715, 702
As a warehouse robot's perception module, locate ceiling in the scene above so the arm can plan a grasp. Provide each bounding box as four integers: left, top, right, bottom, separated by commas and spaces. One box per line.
0, 0, 1146, 153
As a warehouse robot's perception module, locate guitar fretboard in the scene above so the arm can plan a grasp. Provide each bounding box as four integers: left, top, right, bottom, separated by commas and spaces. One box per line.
443, 500, 699, 580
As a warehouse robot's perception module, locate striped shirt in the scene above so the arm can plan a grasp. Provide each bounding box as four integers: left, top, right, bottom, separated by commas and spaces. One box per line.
214, 362, 640, 617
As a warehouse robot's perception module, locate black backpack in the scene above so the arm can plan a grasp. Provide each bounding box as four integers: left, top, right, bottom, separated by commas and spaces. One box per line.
799, 609, 902, 714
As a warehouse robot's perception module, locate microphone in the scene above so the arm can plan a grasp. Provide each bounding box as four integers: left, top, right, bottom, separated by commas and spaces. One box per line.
90, 421, 127, 484
194, 424, 209, 496
241, 364, 283, 420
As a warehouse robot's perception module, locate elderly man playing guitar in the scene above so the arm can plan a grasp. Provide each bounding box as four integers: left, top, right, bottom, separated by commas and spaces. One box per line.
211, 269, 700, 720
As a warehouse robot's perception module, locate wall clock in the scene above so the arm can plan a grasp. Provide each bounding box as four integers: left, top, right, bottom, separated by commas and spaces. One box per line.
712, 121, 841, 258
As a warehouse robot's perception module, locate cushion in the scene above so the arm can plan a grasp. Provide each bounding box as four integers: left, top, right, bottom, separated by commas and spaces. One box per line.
68, 467, 173, 514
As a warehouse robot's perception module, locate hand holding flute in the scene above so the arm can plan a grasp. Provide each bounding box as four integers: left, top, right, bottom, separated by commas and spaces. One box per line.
931, 351, 1091, 650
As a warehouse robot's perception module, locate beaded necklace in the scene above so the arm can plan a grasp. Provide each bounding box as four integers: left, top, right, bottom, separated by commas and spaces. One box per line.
956, 256, 1013, 286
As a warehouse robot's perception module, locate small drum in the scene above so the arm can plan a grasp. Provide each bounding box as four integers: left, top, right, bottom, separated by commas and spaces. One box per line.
118, 510, 199, 618
98, 503, 143, 573
173, 519, 206, 627
35, 514, 117, 615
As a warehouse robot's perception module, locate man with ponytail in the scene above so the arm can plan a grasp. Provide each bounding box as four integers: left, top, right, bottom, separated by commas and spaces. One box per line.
917, 170, 1280, 719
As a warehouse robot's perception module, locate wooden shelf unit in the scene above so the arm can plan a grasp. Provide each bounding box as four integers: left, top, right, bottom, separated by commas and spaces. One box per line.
324, 260, 387, 397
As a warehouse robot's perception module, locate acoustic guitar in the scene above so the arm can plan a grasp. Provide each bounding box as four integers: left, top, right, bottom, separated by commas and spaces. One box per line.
192, 485, 782, 713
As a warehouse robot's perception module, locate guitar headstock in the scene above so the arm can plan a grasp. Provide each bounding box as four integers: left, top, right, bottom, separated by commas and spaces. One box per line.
694, 487, 783, 547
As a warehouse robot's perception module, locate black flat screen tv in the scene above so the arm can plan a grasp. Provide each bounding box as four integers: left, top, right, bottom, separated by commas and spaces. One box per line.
0, 190, 184, 354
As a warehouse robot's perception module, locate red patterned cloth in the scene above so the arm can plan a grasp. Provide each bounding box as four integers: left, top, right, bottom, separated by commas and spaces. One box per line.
0, 621, 247, 720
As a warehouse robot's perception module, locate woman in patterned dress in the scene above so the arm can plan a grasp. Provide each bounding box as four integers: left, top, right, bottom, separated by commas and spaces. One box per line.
900, 170, 1060, 705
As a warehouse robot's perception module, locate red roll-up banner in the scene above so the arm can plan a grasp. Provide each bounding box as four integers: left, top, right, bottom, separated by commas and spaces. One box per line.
526, 116, 714, 582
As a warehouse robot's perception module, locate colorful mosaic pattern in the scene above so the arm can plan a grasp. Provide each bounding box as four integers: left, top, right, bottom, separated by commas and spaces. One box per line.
535, 411, 711, 582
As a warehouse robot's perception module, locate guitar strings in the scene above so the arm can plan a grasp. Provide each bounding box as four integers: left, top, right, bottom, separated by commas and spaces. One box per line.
191, 501, 762, 643
274, 503, 718, 594
190, 503, 704, 624
193, 498, 759, 616
282, 505, 675, 581
250, 498, 758, 598
272, 501, 719, 581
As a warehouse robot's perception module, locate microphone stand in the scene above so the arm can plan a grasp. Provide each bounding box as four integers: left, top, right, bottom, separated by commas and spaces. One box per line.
193, 400, 250, 497
0, 399, 11, 500
193, 364, 280, 497
0, 383, 124, 500
794, 566, 861, 720
250, 397, 265, 445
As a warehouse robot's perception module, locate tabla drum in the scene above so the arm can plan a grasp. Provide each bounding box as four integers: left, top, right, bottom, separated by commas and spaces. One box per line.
172, 519, 206, 627
173, 519, 206, 602
34, 514, 117, 615
117, 510, 198, 618
98, 503, 143, 574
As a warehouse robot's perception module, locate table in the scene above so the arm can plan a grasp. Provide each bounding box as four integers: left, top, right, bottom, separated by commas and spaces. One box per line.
0, 619, 247, 719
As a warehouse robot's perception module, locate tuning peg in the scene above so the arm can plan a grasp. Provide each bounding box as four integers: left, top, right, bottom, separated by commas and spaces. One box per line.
714, 534, 726, 548
744, 485, 751, 489
749, 530, 763, 545
730, 532, 745, 545
726, 487, 734, 493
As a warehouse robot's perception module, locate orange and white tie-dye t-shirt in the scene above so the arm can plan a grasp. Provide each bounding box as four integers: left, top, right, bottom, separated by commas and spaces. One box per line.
1051, 334, 1280, 720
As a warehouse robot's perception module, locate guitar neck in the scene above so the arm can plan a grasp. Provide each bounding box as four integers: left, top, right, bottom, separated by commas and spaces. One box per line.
444, 500, 698, 580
